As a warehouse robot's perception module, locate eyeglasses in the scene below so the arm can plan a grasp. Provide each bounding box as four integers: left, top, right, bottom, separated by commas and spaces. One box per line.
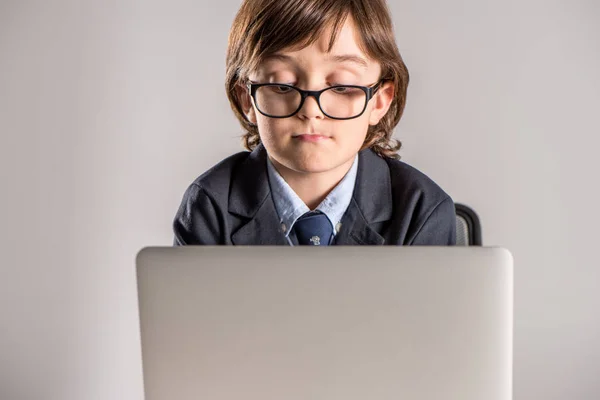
246, 80, 383, 120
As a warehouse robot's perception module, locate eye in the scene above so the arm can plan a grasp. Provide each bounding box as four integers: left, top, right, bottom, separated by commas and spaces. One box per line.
265, 84, 294, 94
275, 85, 293, 93
331, 86, 350, 94
330, 85, 359, 95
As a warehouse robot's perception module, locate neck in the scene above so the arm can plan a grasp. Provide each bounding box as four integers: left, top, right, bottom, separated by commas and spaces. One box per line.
270, 157, 355, 210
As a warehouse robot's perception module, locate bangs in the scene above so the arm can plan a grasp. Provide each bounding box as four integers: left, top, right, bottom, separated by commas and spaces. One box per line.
244, 1, 357, 73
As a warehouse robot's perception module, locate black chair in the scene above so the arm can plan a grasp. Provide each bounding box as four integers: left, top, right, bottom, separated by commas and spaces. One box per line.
455, 203, 482, 246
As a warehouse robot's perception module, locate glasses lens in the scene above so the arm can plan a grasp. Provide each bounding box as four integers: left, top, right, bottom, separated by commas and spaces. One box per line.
254, 85, 302, 117
320, 86, 367, 118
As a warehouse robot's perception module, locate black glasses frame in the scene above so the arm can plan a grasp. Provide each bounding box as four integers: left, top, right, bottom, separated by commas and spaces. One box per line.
246, 80, 384, 120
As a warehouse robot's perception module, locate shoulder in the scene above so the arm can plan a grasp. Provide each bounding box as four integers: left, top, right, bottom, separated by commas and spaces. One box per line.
382, 156, 456, 244
177, 150, 251, 222
173, 150, 254, 245
187, 150, 251, 197
383, 156, 453, 207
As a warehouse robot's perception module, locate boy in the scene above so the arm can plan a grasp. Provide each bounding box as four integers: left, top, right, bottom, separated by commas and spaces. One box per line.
173, 0, 456, 246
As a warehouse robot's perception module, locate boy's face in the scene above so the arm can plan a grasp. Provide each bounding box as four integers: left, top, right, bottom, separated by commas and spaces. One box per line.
239, 17, 395, 176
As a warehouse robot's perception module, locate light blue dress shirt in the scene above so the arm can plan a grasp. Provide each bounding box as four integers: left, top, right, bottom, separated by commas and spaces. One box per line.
266, 154, 359, 246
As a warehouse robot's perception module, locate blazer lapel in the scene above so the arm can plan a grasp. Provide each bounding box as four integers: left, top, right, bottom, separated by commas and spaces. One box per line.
228, 144, 287, 245
332, 198, 385, 245
230, 199, 288, 245
334, 148, 393, 245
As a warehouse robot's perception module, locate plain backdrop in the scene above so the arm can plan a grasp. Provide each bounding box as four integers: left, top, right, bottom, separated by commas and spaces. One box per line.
1, 0, 599, 399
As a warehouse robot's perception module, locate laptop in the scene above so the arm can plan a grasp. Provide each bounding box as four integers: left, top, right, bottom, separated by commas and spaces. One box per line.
136, 246, 513, 400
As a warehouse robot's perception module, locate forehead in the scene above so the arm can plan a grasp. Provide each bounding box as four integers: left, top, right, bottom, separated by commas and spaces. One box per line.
258, 17, 379, 74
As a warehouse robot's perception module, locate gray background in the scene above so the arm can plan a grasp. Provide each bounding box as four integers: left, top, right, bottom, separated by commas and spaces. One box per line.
1, 0, 599, 399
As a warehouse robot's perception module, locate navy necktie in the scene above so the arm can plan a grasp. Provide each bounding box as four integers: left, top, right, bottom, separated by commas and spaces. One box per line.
293, 211, 333, 246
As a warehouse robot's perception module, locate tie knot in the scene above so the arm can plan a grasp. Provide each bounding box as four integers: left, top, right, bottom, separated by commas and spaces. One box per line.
293, 211, 333, 246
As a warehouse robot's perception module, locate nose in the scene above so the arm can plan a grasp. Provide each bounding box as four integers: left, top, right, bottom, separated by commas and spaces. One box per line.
297, 94, 324, 120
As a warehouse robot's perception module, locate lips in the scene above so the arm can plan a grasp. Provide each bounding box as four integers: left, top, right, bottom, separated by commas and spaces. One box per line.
293, 132, 331, 141
293, 134, 330, 142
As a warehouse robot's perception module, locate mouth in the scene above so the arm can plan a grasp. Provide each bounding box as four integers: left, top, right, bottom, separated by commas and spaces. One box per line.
292, 133, 331, 142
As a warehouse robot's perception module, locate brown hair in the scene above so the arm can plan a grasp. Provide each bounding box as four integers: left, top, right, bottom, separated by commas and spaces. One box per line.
225, 0, 409, 159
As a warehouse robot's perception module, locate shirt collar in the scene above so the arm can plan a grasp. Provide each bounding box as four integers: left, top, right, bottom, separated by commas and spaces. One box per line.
266, 154, 359, 236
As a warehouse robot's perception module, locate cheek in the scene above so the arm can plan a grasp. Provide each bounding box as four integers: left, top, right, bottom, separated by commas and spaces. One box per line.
336, 118, 370, 146
255, 117, 289, 146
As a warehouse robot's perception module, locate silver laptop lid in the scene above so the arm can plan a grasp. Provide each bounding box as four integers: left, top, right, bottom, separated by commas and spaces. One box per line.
136, 246, 513, 400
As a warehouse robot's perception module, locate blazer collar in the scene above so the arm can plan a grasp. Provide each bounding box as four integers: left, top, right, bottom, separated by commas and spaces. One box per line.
228, 144, 393, 245
228, 143, 271, 219
353, 146, 393, 224
333, 148, 393, 245
228, 144, 286, 245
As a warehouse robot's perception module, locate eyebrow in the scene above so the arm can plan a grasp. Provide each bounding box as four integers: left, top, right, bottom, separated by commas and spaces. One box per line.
327, 54, 369, 69
264, 53, 369, 70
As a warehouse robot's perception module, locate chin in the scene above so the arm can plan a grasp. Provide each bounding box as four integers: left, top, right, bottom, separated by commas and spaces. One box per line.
268, 143, 355, 175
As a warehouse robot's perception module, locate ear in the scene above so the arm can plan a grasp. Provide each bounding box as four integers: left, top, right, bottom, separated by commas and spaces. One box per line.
235, 82, 257, 125
368, 81, 395, 126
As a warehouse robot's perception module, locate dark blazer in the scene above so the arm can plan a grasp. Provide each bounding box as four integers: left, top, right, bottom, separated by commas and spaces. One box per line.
173, 144, 456, 246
